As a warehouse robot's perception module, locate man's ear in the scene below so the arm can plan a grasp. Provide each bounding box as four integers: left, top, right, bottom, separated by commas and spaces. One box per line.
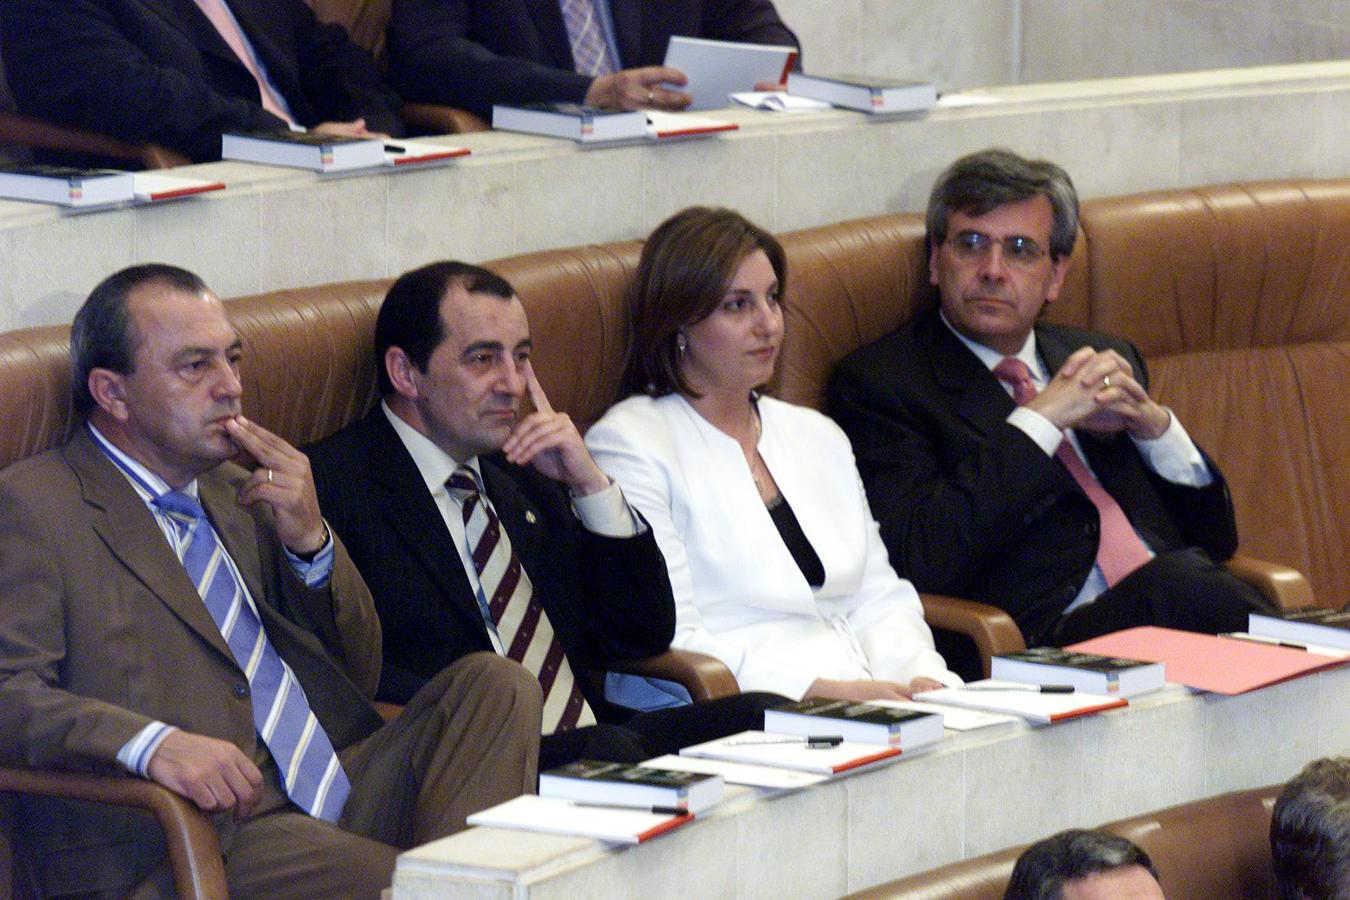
1043, 253, 1072, 306
385, 346, 420, 400
928, 241, 941, 287
87, 368, 130, 421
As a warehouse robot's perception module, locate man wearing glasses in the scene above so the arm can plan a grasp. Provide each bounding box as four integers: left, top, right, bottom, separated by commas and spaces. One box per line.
829, 148, 1266, 657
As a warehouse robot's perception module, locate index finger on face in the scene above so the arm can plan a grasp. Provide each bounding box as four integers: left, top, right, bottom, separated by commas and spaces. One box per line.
224, 416, 291, 464
523, 359, 554, 415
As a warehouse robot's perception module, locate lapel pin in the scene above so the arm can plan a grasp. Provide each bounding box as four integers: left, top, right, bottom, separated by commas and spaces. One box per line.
525, 510, 537, 525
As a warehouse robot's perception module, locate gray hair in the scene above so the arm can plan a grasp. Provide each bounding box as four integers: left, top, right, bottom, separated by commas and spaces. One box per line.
926, 148, 1079, 260
1272, 757, 1350, 900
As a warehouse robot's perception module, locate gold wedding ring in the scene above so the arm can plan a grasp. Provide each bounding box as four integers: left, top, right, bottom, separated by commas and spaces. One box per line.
267, 468, 274, 484
647, 90, 655, 104
1101, 375, 1112, 389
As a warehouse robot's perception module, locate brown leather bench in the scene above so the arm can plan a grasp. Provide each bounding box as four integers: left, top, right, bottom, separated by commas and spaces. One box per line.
843, 784, 1280, 900
2, 179, 1343, 895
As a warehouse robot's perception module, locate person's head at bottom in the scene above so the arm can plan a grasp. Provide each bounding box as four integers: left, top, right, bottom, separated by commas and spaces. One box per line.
1004, 828, 1164, 900
1271, 756, 1350, 900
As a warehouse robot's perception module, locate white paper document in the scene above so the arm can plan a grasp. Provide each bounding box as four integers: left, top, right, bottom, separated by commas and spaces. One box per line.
664, 36, 798, 110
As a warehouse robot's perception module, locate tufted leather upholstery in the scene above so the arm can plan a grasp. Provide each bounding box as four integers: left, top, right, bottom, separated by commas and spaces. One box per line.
1066, 181, 1350, 611
843, 784, 1280, 900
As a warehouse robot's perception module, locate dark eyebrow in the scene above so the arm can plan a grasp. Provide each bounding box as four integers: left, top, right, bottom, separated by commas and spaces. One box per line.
513, 339, 533, 353
461, 340, 505, 357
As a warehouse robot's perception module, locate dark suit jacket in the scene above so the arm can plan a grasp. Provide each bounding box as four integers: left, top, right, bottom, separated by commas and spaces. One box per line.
0, 427, 383, 896
828, 308, 1239, 645
305, 408, 675, 718
0, 0, 404, 164
387, 0, 799, 118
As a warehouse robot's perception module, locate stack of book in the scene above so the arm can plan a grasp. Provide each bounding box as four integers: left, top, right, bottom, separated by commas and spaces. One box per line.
786, 72, 936, 115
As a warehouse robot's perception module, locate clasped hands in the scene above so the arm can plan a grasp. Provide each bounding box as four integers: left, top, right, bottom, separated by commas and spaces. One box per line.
1028, 346, 1170, 441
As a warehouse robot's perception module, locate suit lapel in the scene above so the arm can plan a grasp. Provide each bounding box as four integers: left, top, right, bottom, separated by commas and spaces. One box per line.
143, 0, 251, 69
919, 309, 1016, 438
526, 0, 580, 68
68, 431, 236, 666
360, 414, 488, 633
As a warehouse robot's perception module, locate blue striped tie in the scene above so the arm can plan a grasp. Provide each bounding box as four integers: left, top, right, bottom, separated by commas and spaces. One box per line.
154, 491, 351, 822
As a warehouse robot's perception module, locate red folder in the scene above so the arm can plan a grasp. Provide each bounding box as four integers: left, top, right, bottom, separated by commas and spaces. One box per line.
1068, 626, 1348, 695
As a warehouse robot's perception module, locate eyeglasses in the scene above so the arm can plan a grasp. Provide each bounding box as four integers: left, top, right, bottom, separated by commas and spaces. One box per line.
946, 231, 1048, 269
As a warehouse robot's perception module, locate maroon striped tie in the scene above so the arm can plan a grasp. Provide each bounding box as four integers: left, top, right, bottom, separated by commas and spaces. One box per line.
448, 467, 595, 733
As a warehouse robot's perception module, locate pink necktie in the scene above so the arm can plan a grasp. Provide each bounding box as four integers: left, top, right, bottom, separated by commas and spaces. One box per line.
193, 0, 295, 125
994, 357, 1152, 587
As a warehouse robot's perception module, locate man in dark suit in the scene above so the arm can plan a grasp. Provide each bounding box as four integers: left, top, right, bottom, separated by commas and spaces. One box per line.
0, 0, 405, 164
0, 264, 539, 897
829, 148, 1268, 650
306, 261, 782, 770
387, 0, 798, 120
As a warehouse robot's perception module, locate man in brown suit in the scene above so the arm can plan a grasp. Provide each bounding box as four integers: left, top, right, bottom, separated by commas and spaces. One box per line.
0, 264, 542, 897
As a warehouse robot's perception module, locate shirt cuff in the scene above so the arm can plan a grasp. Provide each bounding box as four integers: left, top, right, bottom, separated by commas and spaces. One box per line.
285, 523, 335, 587
1130, 408, 1213, 486
117, 721, 177, 776
1007, 406, 1065, 457
571, 479, 641, 537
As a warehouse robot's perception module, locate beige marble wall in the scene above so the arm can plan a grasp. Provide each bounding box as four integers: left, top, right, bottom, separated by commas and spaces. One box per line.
773, 0, 1350, 89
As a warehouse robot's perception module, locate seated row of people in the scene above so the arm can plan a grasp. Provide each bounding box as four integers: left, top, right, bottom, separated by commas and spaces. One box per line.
0, 0, 799, 164
0, 148, 1267, 896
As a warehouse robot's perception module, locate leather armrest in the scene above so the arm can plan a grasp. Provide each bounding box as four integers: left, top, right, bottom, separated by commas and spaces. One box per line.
606, 648, 740, 702
0, 766, 227, 899
401, 103, 491, 136
0, 111, 189, 169
1225, 553, 1317, 610
920, 593, 1026, 678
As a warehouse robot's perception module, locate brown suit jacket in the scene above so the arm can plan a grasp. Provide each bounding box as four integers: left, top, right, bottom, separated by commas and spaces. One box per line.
0, 427, 383, 896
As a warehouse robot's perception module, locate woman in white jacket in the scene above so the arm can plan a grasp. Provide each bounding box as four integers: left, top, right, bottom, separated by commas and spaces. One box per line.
586, 207, 959, 701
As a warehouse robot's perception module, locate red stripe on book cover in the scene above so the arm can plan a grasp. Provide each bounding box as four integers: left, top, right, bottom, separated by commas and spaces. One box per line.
634, 813, 695, 842
1046, 698, 1129, 722
392, 148, 471, 166
143, 183, 226, 200
830, 747, 901, 773
653, 123, 739, 138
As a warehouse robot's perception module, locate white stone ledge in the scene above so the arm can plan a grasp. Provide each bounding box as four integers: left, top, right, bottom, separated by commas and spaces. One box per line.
391, 666, 1350, 899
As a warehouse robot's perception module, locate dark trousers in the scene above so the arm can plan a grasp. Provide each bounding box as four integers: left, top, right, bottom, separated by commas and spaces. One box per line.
539, 691, 786, 771
1050, 547, 1272, 647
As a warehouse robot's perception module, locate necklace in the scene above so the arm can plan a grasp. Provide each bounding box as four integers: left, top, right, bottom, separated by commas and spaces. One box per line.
745, 402, 771, 500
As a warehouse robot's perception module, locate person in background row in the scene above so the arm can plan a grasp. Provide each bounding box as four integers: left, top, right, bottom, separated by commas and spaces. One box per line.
387, 0, 798, 120
587, 206, 960, 703
1, 0, 404, 164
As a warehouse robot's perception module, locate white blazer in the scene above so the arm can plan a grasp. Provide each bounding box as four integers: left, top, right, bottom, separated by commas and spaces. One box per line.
587, 394, 958, 699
